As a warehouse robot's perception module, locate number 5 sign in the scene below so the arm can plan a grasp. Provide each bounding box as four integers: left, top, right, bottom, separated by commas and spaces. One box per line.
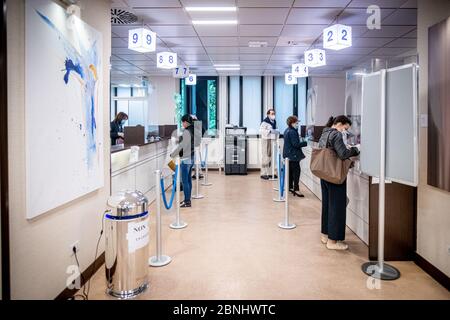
157, 52, 177, 69
323, 24, 352, 50
173, 66, 190, 78
128, 28, 156, 53
285, 73, 297, 85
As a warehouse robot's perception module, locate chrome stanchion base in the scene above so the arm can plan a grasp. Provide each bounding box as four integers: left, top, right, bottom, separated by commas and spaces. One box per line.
149, 255, 172, 267
278, 222, 296, 230
202, 182, 213, 186
361, 262, 401, 281
192, 194, 204, 199
170, 221, 188, 229
273, 197, 285, 202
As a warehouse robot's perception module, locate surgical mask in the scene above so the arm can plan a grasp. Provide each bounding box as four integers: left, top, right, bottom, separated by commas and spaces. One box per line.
269, 115, 276, 121
121, 120, 127, 126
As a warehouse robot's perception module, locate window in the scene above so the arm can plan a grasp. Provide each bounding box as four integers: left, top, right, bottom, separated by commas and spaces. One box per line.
227, 76, 263, 135
111, 85, 148, 128
273, 76, 308, 133
180, 76, 218, 135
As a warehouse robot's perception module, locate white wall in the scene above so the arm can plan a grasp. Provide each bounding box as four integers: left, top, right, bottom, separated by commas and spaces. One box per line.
416, 0, 450, 277
7, 0, 111, 299
308, 77, 346, 125
147, 76, 177, 126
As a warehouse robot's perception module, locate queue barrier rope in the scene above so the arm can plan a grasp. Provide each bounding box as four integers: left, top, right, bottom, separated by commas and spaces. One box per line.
160, 164, 179, 210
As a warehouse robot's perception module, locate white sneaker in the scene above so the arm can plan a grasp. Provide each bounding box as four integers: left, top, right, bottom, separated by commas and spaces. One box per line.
321, 234, 328, 244
326, 241, 348, 250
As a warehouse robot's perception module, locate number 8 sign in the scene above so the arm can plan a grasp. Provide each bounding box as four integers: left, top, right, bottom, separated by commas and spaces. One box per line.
157, 52, 178, 69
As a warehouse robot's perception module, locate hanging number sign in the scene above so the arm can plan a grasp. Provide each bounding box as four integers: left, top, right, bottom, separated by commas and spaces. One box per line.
291, 63, 309, 78
185, 74, 197, 86
128, 28, 156, 53
173, 66, 190, 78
285, 73, 297, 85
157, 52, 177, 69
304, 49, 326, 68
323, 24, 352, 50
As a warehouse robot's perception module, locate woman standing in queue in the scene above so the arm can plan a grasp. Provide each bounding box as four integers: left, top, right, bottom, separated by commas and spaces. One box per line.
283, 116, 308, 197
110, 112, 128, 145
318, 115, 360, 250
170, 114, 195, 208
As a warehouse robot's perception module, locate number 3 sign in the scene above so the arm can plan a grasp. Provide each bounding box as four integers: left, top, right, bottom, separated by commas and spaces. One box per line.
304, 48, 326, 68
323, 24, 352, 50
128, 28, 156, 53
157, 52, 177, 69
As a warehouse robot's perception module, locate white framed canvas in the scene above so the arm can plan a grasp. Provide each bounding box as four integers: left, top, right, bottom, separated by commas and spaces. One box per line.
25, 0, 104, 219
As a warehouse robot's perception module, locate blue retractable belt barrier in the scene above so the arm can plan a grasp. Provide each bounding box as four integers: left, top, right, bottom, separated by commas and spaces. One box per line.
161, 164, 179, 210
200, 147, 208, 168
278, 152, 285, 198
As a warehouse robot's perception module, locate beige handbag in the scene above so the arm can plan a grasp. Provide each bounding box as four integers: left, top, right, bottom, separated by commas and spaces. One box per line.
310, 133, 352, 185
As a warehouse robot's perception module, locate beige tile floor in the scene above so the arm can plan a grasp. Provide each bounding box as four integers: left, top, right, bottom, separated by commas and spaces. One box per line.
85, 172, 450, 300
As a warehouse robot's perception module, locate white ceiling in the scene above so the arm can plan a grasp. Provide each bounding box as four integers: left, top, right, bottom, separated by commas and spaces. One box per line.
110, 0, 417, 81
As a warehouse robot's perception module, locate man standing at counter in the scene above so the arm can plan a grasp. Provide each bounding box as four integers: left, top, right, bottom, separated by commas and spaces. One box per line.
259, 109, 278, 180
110, 112, 128, 145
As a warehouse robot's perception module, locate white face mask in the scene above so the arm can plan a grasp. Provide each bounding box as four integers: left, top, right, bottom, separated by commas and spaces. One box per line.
269, 115, 276, 121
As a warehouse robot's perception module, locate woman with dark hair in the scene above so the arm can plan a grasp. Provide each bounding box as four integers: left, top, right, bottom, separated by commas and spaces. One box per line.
283, 116, 308, 197
318, 115, 360, 250
170, 114, 195, 208
110, 112, 128, 145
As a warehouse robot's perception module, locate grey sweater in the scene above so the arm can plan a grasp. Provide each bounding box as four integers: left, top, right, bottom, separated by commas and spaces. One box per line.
318, 127, 359, 160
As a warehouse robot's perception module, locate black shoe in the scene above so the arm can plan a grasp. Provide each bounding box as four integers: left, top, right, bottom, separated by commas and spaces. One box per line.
291, 190, 305, 197
270, 175, 278, 179
180, 201, 191, 208
261, 175, 269, 180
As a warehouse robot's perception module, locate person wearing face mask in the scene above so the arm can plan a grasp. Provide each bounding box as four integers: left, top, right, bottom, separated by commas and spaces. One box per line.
259, 109, 278, 180
318, 115, 360, 250
110, 112, 128, 145
283, 116, 308, 197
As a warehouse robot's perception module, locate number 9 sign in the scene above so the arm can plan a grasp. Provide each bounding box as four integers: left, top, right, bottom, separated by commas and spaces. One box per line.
128, 28, 156, 53
157, 52, 178, 69
185, 74, 197, 86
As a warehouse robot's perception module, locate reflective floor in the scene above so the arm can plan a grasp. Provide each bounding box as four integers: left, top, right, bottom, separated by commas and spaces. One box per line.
84, 172, 450, 300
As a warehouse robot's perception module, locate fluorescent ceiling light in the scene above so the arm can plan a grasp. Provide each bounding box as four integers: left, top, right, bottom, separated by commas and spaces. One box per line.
214, 64, 240, 67
192, 20, 238, 25
215, 67, 241, 71
186, 7, 237, 12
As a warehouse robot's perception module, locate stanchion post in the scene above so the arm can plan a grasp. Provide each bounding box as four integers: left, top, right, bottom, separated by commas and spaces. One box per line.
149, 170, 172, 267
170, 157, 187, 229
269, 138, 276, 181
192, 147, 204, 199
279, 158, 296, 229
202, 143, 212, 187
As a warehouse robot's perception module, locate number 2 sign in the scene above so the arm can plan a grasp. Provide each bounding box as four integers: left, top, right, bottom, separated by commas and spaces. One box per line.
128, 28, 156, 53
173, 66, 190, 78
323, 24, 352, 50
157, 52, 177, 69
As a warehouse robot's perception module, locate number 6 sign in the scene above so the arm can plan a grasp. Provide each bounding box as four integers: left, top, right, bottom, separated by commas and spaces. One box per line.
157, 52, 177, 69
323, 24, 352, 50
128, 28, 156, 53
185, 74, 197, 86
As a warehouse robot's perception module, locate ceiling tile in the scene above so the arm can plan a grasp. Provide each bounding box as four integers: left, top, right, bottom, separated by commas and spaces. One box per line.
238, 37, 278, 47
183, 60, 213, 66
385, 37, 416, 48
112, 37, 128, 48
205, 47, 240, 54
270, 54, 301, 61
281, 25, 327, 37
117, 54, 154, 61
326, 47, 377, 55
116, 65, 145, 72
131, 60, 156, 67
381, 9, 417, 25
370, 47, 414, 55
180, 0, 236, 6
112, 47, 150, 55
201, 37, 239, 46
276, 37, 315, 47
362, 25, 415, 37
194, 25, 239, 37
348, 0, 409, 8
352, 37, 395, 47
127, 0, 182, 7
133, 8, 191, 25
239, 47, 274, 54
239, 25, 284, 37
161, 37, 203, 46
287, 8, 342, 25
339, 8, 395, 25
238, 0, 294, 7
111, 60, 134, 67
178, 54, 211, 61
239, 54, 271, 61
171, 46, 207, 54
238, 8, 290, 24
293, 0, 351, 7
403, 28, 417, 38
401, 0, 417, 8
147, 25, 197, 37
272, 46, 308, 54
239, 60, 268, 66
209, 54, 240, 61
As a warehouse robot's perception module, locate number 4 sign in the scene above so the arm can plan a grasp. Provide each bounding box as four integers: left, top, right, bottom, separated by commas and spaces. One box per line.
128, 28, 156, 53
292, 63, 308, 78
173, 66, 190, 78
323, 24, 352, 50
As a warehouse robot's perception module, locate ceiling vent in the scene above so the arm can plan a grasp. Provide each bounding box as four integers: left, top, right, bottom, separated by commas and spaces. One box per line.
287, 40, 302, 46
111, 8, 138, 25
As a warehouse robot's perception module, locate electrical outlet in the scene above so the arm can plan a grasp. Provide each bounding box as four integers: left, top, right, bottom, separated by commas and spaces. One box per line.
70, 241, 80, 257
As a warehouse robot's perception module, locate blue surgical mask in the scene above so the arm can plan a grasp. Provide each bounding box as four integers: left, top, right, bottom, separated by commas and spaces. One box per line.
121, 120, 126, 126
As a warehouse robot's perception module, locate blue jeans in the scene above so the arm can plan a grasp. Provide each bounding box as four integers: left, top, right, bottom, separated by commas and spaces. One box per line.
181, 157, 194, 202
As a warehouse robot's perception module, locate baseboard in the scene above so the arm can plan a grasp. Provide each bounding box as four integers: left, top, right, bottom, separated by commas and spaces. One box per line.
55, 252, 105, 300
414, 252, 450, 291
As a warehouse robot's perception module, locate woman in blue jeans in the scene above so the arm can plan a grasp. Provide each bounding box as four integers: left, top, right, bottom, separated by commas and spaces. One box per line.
170, 114, 196, 208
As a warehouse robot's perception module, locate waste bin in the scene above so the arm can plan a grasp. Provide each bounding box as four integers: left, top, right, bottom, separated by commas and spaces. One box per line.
105, 190, 150, 299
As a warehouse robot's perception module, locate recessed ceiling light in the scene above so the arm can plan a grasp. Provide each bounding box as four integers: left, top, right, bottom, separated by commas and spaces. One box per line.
214, 64, 240, 67
192, 20, 238, 25
215, 67, 241, 71
186, 7, 237, 12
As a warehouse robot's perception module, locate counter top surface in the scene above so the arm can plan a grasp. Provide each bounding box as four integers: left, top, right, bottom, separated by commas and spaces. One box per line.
111, 137, 170, 154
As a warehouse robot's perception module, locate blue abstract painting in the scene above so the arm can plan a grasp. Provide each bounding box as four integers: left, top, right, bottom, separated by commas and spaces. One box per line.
25, 0, 104, 219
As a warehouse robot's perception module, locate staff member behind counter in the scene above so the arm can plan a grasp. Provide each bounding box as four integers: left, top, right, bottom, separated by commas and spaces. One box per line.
110, 112, 128, 145
259, 109, 279, 180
